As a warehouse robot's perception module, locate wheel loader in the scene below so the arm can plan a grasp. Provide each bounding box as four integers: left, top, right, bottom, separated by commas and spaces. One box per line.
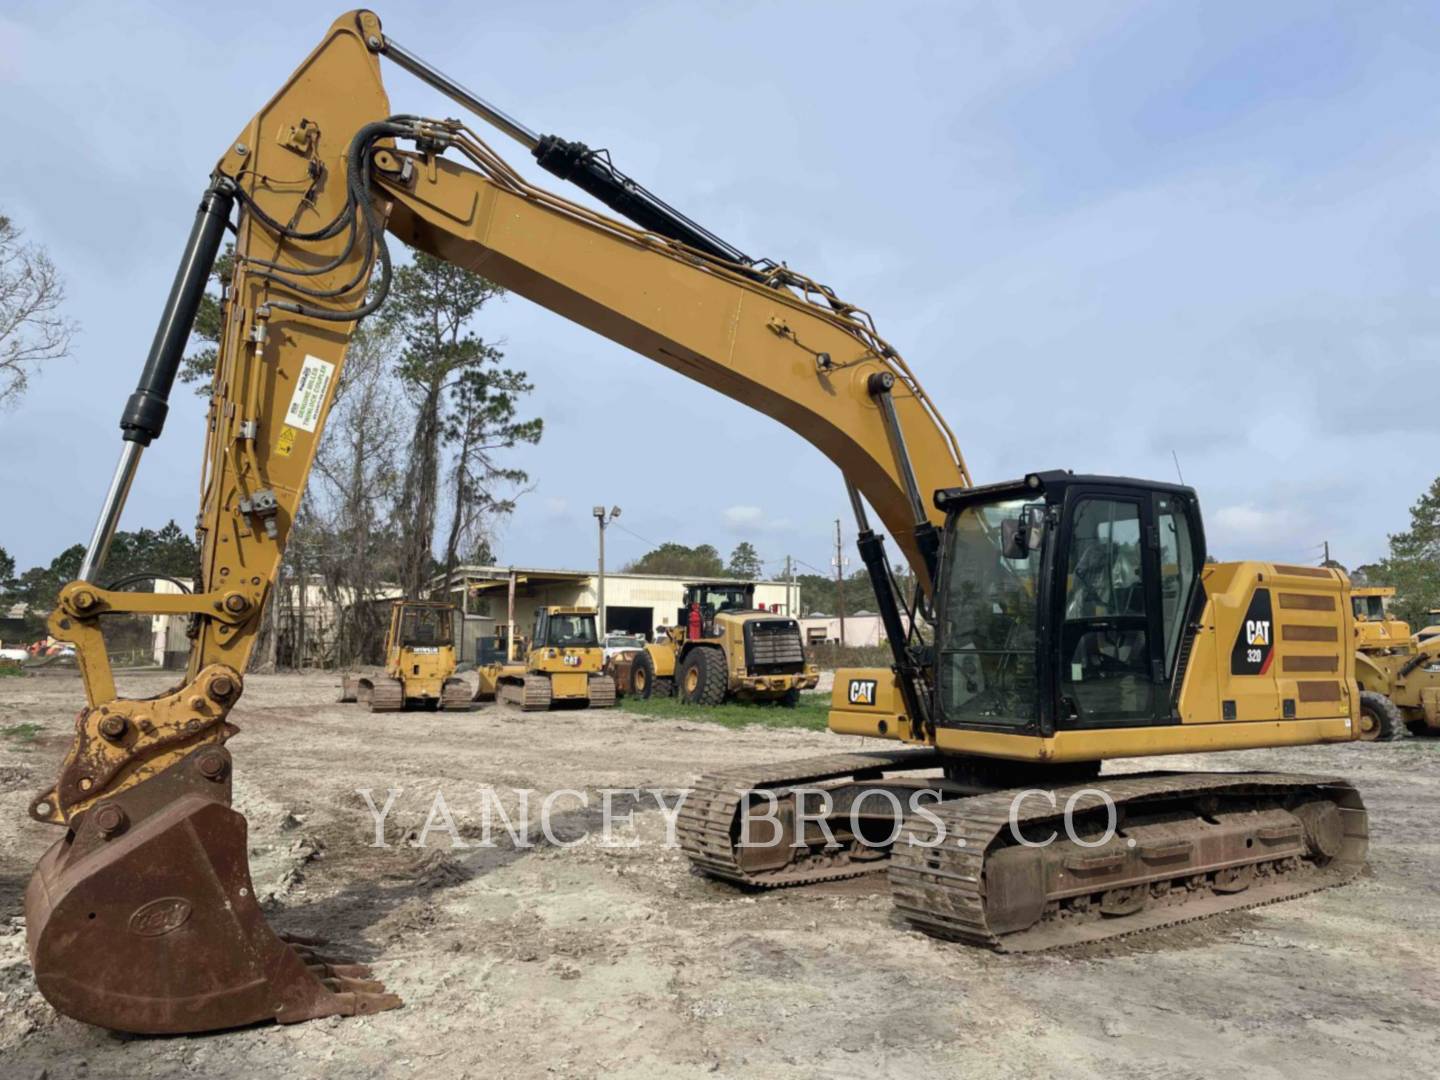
338, 599, 473, 711
22, 9, 1371, 1036
475, 606, 616, 710
608, 582, 819, 705
1351, 585, 1440, 737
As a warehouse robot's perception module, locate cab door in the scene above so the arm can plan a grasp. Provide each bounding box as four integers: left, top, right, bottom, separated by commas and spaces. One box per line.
1053, 491, 1170, 728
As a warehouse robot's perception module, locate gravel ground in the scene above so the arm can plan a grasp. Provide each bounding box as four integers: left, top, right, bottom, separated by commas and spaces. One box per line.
1, 670, 1438, 1079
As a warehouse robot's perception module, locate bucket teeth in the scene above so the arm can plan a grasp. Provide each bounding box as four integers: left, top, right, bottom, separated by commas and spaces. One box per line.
322, 975, 389, 994
327, 963, 377, 979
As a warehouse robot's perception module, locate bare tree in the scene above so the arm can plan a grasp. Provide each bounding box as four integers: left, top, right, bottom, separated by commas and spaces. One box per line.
0, 212, 77, 405
278, 318, 404, 665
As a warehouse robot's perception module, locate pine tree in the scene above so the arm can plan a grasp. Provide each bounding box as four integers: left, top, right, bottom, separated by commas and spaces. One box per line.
1373, 476, 1440, 627
727, 542, 763, 579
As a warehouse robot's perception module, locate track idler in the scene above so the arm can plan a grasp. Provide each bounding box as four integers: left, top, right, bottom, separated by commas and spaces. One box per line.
25, 743, 400, 1034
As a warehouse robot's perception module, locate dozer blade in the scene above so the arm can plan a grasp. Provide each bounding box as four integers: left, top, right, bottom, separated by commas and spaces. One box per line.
25, 744, 401, 1034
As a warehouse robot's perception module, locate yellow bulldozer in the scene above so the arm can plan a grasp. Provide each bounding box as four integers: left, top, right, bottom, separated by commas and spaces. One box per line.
476, 605, 616, 710
21, 8, 1374, 1036
339, 599, 473, 712
1351, 585, 1440, 738
608, 581, 818, 705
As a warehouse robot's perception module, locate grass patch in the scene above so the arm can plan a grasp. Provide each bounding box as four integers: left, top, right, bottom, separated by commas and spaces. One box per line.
621, 693, 830, 732
0, 661, 23, 678
1, 722, 43, 744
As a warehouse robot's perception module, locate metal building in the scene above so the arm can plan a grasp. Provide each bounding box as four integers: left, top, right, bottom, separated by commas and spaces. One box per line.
437, 564, 802, 663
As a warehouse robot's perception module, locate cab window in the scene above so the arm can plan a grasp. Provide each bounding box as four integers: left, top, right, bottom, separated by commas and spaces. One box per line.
1155, 494, 1198, 672
937, 497, 1043, 727
543, 614, 598, 648
400, 607, 451, 647
1061, 498, 1153, 722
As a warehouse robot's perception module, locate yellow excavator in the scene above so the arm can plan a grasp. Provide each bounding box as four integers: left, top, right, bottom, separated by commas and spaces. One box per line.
25, 10, 1368, 1035
339, 599, 473, 711
474, 605, 617, 710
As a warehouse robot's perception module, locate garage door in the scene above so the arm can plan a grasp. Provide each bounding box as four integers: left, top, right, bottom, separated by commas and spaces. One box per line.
605, 605, 655, 638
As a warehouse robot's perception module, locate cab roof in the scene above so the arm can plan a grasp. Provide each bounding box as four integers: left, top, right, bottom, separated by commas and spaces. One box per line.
935, 470, 1197, 512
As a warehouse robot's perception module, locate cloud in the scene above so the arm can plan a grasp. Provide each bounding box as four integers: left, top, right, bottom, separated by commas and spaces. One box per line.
1212, 504, 1286, 539
722, 505, 793, 534
543, 497, 568, 518
1207, 502, 1320, 564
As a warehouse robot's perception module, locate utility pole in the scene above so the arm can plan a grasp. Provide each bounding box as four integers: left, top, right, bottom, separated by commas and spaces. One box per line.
296, 543, 307, 670
785, 554, 795, 616
506, 568, 517, 662
833, 519, 847, 646
593, 505, 622, 635
1322, 540, 1331, 566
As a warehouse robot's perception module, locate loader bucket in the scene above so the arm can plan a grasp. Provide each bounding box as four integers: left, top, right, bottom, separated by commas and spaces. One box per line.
25, 743, 401, 1034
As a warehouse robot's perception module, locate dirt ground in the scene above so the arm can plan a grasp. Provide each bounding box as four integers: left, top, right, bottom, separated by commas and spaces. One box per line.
2, 670, 1438, 1080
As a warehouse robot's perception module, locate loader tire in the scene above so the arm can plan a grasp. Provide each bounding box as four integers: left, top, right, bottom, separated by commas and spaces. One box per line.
678, 647, 726, 707
630, 651, 657, 699
1358, 690, 1405, 742
779, 687, 801, 709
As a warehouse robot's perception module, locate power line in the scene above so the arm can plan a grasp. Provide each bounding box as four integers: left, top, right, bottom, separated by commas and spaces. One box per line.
608, 521, 659, 549
791, 557, 831, 577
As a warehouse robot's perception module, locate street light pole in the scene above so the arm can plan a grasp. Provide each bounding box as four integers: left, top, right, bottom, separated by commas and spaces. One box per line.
593, 505, 622, 635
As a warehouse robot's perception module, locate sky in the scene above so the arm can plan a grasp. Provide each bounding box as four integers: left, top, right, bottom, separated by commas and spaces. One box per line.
2, 0, 1437, 582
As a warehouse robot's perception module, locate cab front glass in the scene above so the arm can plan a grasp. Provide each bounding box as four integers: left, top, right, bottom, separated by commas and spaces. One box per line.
936, 496, 1043, 728
399, 606, 452, 647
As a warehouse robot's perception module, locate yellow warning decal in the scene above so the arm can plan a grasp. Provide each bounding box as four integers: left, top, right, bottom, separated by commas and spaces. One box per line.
276, 425, 298, 457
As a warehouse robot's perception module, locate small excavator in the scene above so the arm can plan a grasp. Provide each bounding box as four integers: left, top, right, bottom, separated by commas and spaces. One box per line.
339, 599, 473, 711
26, 10, 1368, 1036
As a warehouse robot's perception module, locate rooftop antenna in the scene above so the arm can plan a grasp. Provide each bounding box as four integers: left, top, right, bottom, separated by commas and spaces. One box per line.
1171, 450, 1186, 485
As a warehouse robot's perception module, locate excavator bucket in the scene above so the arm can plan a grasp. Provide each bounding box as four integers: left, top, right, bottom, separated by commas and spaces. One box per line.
25, 744, 400, 1034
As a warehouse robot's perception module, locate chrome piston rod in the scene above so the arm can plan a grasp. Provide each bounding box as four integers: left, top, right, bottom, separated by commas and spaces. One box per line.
78, 442, 144, 583
380, 37, 540, 151
80, 180, 234, 583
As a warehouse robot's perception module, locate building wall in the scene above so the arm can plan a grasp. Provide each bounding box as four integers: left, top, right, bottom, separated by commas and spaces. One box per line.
798, 613, 911, 647
151, 579, 193, 669
453, 567, 801, 641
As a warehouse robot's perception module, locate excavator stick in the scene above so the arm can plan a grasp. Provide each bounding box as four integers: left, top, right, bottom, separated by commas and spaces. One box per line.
22, 12, 405, 1033
26, 741, 400, 1033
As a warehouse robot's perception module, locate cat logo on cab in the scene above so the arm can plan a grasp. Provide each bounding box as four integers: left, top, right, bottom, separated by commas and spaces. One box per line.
848, 679, 878, 706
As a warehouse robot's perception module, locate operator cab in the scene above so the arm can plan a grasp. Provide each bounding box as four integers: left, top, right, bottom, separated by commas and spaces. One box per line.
679, 582, 758, 637
932, 471, 1204, 736
397, 603, 453, 649
533, 608, 599, 650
